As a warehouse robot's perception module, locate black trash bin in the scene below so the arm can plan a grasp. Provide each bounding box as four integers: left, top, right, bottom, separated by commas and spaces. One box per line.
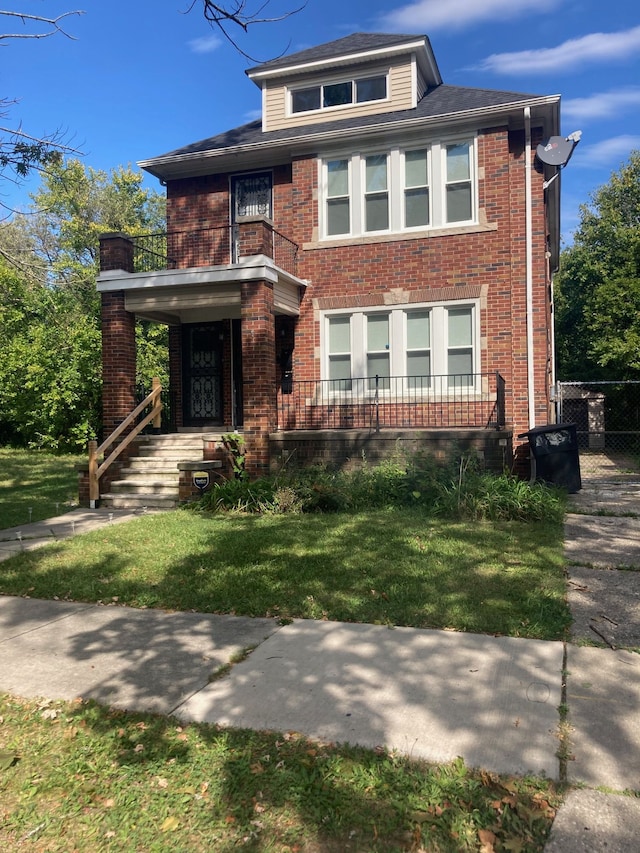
518, 423, 582, 493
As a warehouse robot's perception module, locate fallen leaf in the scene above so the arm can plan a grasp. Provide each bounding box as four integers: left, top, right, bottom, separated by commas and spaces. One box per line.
161, 816, 180, 832
478, 828, 496, 853
0, 751, 18, 770
41, 708, 58, 720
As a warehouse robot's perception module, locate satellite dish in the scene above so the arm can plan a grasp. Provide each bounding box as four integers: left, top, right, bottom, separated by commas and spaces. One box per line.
537, 136, 574, 166
536, 131, 582, 167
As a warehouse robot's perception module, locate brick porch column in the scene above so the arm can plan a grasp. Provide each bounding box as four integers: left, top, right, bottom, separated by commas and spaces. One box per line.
99, 234, 137, 439
101, 291, 136, 438
168, 324, 183, 431
241, 279, 277, 478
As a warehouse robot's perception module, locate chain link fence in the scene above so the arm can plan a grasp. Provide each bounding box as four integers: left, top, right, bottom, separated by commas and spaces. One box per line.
556, 381, 640, 481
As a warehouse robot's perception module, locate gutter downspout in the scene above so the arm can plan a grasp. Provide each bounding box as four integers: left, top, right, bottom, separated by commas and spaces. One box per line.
524, 107, 535, 430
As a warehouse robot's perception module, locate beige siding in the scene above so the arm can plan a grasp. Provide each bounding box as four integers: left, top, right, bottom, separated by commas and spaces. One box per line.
125, 284, 241, 315
274, 280, 301, 315
416, 62, 428, 100
263, 61, 415, 132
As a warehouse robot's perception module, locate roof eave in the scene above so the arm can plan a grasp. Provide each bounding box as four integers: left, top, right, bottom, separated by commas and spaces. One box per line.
246, 37, 441, 86
138, 95, 560, 182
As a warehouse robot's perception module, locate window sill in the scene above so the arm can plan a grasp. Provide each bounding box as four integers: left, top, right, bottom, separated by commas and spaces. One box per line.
303, 220, 497, 250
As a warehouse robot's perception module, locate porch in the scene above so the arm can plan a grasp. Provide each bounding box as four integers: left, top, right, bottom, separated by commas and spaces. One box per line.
96, 224, 511, 484
97, 219, 305, 477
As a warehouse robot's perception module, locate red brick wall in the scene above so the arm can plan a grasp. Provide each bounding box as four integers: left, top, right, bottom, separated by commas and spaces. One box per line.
240, 279, 277, 476
161, 125, 552, 464
99, 233, 134, 272
168, 325, 183, 430
282, 126, 551, 443
101, 291, 136, 438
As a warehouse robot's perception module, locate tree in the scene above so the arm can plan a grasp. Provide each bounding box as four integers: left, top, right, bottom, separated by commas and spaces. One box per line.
0, 9, 84, 216
554, 151, 640, 380
0, 161, 167, 450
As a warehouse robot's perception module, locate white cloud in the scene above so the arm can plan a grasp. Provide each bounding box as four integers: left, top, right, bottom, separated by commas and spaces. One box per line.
563, 88, 640, 123
573, 135, 640, 168
379, 0, 557, 32
244, 109, 262, 122
477, 26, 640, 75
188, 34, 222, 54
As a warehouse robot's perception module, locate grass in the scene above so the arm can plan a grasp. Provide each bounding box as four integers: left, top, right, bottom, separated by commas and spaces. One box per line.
0, 450, 570, 850
0, 694, 562, 852
0, 448, 83, 530
0, 508, 570, 640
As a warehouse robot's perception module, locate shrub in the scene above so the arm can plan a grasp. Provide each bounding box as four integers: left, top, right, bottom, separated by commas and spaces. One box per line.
192, 451, 566, 523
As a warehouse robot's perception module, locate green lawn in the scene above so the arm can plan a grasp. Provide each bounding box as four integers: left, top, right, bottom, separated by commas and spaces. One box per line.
0, 448, 84, 529
0, 450, 569, 850
0, 694, 561, 852
0, 507, 570, 640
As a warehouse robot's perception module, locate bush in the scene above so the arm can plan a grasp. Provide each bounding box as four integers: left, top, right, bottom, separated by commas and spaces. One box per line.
192, 451, 566, 524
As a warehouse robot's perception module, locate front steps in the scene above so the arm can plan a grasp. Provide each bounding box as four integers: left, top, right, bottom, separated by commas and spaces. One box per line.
100, 432, 221, 510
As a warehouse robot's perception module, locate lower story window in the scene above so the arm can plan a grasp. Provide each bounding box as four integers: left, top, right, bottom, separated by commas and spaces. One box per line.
323, 302, 478, 389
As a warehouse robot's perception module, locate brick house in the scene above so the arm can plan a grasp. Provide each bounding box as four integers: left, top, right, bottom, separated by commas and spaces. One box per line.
94, 32, 562, 498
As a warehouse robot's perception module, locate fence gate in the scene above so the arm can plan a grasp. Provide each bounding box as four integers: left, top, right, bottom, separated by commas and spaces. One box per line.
556, 381, 640, 480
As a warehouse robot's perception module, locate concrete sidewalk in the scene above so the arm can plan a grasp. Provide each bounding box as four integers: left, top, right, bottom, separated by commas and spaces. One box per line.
0, 507, 146, 562
0, 485, 638, 851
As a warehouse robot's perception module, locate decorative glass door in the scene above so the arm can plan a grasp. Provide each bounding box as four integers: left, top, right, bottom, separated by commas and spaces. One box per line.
232, 172, 272, 219
183, 324, 223, 425
231, 172, 273, 262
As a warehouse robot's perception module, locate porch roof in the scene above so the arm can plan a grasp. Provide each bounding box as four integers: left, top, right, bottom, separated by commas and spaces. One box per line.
97, 255, 306, 325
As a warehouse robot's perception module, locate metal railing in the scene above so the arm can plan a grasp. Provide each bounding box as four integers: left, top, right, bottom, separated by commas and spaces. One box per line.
277, 372, 506, 431
133, 233, 172, 272
132, 226, 299, 277
273, 230, 298, 274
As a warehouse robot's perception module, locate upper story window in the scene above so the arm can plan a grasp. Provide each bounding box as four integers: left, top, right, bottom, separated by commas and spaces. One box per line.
445, 142, 472, 223
320, 137, 476, 239
290, 74, 388, 114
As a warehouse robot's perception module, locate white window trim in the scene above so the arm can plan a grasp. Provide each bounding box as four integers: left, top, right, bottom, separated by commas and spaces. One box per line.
319, 134, 477, 240
288, 71, 390, 117
321, 300, 481, 397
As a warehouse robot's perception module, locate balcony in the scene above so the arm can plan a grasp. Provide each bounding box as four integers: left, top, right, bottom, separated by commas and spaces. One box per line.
130, 223, 299, 278
98, 220, 304, 324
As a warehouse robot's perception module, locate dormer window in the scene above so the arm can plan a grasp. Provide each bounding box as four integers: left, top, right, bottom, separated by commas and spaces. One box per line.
290, 74, 387, 115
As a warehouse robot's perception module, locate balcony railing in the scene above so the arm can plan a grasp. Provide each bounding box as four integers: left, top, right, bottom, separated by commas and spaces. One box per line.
277, 372, 506, 431
132, 225, 299, 277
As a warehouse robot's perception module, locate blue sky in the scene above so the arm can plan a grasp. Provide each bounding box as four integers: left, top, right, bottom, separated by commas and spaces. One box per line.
3, 0, 640, 245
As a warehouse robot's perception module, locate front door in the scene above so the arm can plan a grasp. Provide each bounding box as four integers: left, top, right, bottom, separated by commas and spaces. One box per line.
182, 323, 224, 426
231, 172, 273, 262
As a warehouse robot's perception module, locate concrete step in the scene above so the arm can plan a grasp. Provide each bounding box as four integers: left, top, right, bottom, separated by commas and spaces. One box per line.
109, 479, 179, 496
135, 447, 206, 460
121, 463, 183, 475
141, 438, 207, 449
100, 494, 179, 510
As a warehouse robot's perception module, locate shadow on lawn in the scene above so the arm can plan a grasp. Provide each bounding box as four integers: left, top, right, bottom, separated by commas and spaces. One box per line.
61, 699, 434, 852
0, 507, 634, 846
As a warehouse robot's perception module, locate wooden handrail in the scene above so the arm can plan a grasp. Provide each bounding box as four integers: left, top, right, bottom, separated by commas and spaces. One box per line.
88, 377, 163, 506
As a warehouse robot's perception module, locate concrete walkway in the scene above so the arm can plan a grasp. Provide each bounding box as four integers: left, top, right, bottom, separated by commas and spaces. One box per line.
0, 485, 638, 851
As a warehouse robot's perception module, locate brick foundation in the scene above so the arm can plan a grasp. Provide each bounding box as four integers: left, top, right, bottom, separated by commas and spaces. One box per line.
270, 429, 513, 474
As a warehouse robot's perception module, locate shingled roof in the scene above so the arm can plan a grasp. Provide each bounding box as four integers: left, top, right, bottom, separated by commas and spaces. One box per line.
144, 83, 545, 164
246, 33, 426, 76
